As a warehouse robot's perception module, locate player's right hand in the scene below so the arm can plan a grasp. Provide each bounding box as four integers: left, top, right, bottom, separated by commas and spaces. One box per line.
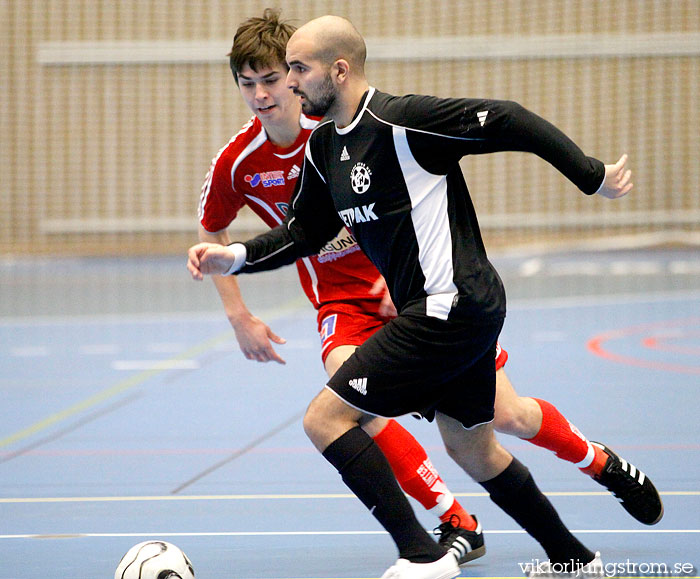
187, 242, 236, 280
233, 315, 287, 365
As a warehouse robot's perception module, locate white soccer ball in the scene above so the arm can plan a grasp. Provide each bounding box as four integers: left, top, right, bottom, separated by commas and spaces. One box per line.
114, 541, 195, 579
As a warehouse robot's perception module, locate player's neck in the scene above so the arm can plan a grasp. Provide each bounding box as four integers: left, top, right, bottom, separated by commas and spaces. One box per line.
332, 80, 370, 129
263, 118, 303, 148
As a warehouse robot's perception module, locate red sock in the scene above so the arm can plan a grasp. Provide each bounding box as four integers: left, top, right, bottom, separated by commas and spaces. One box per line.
438, 499, 476, 529
580, 445, 609, 477
372, 419, 477, 530
527, 399, 595, 467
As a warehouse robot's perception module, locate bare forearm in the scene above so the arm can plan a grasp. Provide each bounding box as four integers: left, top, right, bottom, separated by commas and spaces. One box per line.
198, 226, 252, 326
211, 274, 256, 327
195, 226, 287, 363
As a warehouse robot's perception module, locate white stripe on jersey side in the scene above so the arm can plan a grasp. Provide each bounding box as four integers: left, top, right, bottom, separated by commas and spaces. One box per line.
298, 257, 321, 306
392, 126, 457, 320
199, 117, 321, 305
243, 194, 284, 225
198, 117, 255, 221
230, 129, 268, 192
243, 197, 321, 307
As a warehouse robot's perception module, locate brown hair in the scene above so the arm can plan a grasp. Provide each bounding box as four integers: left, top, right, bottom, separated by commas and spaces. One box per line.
228, 8, 296, 85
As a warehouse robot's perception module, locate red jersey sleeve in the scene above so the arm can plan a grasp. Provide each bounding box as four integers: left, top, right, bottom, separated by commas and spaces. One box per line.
198, 119, 260, 233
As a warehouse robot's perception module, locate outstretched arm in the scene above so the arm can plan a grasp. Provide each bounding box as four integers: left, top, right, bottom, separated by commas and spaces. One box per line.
402, 95, 626, 196
190, 174, 344, 280
188, 207, 313, 280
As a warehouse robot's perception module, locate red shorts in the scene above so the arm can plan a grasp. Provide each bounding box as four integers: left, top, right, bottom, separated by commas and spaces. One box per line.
318, 299, 391, 363
318, 300, 509, 369
495, 342, 508, 371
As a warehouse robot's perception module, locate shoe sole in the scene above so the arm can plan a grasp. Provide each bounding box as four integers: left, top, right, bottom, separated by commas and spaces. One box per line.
455, 544, 486, 567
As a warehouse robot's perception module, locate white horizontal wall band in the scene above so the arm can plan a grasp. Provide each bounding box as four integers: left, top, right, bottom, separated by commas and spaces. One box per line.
40, 216, 200, 234
477, 209, 700, 229
36, 33, 700, 65
39, 214, 261, 234
40, 210, 700, 234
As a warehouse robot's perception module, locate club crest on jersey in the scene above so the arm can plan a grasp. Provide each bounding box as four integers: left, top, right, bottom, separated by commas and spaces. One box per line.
244, 171, 285, 187
350, 162, 372, 194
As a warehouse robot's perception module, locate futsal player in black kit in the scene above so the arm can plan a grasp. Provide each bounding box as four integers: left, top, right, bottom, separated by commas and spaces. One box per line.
188, 15, 635, 579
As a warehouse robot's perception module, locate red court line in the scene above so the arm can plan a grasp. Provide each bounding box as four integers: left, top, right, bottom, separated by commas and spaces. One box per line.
642, 334, 700, 356
587, 317, 700, 375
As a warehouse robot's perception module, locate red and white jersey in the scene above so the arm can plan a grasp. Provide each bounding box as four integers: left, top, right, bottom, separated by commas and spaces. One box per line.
198, 114, 382, 309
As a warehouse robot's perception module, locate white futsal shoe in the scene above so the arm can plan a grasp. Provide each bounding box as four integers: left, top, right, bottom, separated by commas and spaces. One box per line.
527, 551, 604, 578
380, 552, 460, 579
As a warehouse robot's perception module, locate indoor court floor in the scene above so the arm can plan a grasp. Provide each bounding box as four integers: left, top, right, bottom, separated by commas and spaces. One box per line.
1, 245, 699, 578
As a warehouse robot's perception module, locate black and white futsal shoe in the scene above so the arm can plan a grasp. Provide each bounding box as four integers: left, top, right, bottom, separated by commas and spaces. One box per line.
591, 441, 664, 525
434, 514, 485, 567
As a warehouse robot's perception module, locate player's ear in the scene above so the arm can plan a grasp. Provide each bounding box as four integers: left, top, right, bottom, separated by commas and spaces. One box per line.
333, 59, 350, 84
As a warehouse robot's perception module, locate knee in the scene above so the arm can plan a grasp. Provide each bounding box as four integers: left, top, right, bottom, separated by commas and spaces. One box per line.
443, 436, 493, 465
492, 404, 522, 435
302, 396, 324, 441
493, 397, 540, 438
442, 432, 511, 482
302, 390, 362, 452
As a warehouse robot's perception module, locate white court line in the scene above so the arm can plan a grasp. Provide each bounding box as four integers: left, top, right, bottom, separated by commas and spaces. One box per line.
10, 346, 50, 357
0, 296, 308, 327
1, 529, 698, 540
1, 490, 697, 503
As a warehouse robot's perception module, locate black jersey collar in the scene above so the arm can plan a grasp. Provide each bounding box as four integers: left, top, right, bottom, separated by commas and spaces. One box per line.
336, 87, 376, 135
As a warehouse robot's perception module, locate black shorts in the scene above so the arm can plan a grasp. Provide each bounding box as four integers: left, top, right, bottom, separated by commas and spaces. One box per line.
326, 299, 504, 429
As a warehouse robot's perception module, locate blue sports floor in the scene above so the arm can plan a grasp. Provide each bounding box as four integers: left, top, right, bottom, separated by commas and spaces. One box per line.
1, 246, 699, 578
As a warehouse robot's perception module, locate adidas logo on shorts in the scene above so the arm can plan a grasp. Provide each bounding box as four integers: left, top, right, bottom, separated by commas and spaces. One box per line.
348, 377, 367, 395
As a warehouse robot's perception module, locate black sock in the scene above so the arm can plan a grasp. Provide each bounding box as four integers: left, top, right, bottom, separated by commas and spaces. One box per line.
323, 427, 445, 563
480, 457, 594, 565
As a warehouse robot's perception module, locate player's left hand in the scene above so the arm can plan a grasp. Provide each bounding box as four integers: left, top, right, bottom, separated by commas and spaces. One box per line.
369, 276, 398, 318
596, 154, 633, 199
187, 242, 236, 280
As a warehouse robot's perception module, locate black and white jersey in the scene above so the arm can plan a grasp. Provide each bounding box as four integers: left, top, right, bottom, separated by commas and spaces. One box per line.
239, 88, 605, 321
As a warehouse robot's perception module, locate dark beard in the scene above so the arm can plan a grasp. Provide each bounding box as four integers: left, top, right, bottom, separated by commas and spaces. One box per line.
300, 73, 336, 117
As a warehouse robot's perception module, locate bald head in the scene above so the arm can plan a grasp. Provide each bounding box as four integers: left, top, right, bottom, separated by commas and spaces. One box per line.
286, 15, 369, 125
291, 15, 366, 73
